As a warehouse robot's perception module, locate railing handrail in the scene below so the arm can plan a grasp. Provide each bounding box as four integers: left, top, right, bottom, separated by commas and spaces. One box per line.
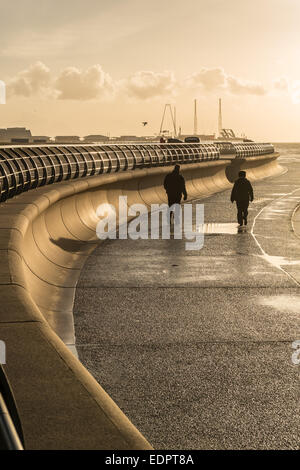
0, 142, 274, 203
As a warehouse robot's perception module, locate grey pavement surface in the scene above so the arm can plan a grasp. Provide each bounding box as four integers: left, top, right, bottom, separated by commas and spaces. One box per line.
74, 147, 300, 449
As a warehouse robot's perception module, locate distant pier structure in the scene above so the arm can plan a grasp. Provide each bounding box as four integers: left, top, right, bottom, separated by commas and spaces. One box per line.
217, 98, 245, 141
218, 98, 223, 138
194, 99, 198, 135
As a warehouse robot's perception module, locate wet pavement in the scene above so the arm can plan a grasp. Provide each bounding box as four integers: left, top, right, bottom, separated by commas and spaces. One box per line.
74, 151, 300, 450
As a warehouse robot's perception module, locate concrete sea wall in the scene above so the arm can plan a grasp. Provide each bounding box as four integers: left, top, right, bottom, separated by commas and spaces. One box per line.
0, 152, 283, 449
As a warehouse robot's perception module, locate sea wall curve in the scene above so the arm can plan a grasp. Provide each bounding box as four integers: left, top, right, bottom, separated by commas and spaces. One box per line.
0, 152, 283, 449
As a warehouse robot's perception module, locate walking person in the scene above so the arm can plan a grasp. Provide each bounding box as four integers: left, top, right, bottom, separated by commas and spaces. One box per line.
164, 165, 187, 224
164, 164, 187, 207
231, 170, 254, 228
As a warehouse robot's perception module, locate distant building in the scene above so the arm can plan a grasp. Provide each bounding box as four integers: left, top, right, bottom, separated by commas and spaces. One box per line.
116, 135, 145, 142
11, 138, 30, 144
55, 136, 81, 143
0, 129, 8, 143
32, 136, 50, 144
83, 134, 109, 143
143, 136, 160, 142
0, 127, 32, 144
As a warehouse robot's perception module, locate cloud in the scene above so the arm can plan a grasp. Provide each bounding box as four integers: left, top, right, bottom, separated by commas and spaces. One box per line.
6, 63, 268, 102
121, 70, 178, 100
55, 64, 115, 100
226, 75, 266, 95
290, 81, 300, 104
7, 61, 52, 97
0, 80, 6, 104
187, 67, 266, 96
187, 68, 226, 91
273, 76, 289, 92
6, 62, 114, 101
272, 76, 300, 104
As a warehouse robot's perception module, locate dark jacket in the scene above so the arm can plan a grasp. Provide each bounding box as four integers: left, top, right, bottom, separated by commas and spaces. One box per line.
231, 177, 254, 203
164, 171, 187, 198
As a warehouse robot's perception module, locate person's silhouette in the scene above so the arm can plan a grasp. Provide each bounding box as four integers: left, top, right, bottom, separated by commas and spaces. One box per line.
164, 164, 187, 207
231, 170, 254, 227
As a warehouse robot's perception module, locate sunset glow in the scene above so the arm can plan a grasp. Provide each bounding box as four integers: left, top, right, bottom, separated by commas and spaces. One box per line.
2, 0, 300, 140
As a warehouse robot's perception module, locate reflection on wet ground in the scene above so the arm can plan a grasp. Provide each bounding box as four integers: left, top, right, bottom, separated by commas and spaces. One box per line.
198, 223, 239, 234
260, 294, 300, 313
74, 153, 300, 450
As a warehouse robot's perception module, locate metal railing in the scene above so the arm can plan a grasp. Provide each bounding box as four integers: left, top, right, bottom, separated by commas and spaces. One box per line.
0, 366, 24, 450
0, 142, 274, 202
215, 141, 274, 157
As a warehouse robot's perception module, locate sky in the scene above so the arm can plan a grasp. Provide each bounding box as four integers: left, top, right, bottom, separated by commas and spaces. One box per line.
1, 0, 300, 140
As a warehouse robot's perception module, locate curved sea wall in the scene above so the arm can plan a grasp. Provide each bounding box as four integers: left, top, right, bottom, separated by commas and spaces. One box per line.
0, 150, 283, 449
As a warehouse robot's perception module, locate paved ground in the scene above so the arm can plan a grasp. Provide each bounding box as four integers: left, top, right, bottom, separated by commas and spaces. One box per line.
74, 149, 300, 450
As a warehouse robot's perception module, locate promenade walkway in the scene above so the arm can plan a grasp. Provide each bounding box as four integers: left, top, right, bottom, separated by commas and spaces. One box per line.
74, 153, 300, 449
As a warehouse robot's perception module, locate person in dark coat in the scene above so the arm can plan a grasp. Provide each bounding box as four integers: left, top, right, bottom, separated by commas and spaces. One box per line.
231, 170, 254, 226
164, 164, 187, 207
